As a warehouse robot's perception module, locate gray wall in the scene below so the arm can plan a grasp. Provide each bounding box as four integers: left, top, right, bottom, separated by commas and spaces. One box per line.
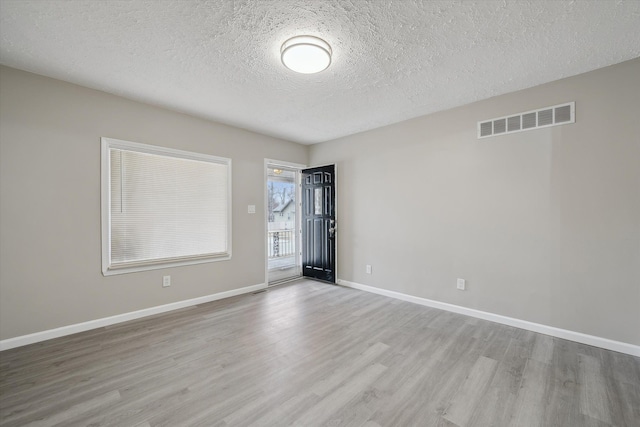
310, 59, 640, 346
0, 66, 307, 340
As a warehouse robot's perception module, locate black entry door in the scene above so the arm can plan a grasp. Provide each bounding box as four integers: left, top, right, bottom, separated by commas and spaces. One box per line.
302, 165, 336, 283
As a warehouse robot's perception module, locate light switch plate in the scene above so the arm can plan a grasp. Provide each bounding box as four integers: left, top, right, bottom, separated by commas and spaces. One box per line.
248, 205, 256, 214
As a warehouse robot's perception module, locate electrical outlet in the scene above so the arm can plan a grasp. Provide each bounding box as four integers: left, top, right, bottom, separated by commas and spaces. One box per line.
163, 275, 171, 287
366, 265, 372, 274
457, 278, 466, 290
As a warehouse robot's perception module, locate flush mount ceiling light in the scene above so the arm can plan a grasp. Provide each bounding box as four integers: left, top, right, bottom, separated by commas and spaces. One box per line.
281, 35, 332, 74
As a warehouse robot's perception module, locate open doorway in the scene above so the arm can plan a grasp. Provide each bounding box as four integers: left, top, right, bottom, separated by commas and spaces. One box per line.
265, 161, 303, 285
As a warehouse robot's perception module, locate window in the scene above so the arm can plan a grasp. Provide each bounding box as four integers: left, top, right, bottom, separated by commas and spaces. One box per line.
101, 138, 231, 275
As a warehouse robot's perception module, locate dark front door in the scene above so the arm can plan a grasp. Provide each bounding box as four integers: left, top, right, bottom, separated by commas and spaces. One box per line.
302, 165, 336, 283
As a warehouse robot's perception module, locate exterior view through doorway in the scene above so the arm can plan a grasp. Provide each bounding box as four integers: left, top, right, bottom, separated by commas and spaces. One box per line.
266, 163, 302, 284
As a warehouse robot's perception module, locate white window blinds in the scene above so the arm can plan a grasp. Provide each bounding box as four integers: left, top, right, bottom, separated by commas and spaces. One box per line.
101, 138, 231, 275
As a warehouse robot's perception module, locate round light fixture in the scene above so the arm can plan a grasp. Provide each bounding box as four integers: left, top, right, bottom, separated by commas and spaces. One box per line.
281, 35, 332, 74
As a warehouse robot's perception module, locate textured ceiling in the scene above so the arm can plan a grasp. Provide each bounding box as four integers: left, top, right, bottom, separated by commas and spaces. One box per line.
1, 1, 639, 144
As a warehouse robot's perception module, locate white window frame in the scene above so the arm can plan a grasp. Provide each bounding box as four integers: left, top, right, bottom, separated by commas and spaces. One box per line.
101, 137, 232, 276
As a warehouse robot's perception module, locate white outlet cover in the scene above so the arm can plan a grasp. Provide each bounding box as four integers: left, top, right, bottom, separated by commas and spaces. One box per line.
163, 275, 171, 287
248, 205, 256, 214
457, 278, 466, 290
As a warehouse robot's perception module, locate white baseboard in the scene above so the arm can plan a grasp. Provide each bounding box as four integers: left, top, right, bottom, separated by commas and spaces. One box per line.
336, 279, 640, 357
0, 283, 266, 352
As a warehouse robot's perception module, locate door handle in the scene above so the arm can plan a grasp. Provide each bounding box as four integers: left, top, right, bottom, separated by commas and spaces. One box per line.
329, 220, 337, 238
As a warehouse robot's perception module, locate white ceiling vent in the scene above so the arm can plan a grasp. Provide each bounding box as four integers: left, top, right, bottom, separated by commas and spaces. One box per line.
478, 102, 575, 139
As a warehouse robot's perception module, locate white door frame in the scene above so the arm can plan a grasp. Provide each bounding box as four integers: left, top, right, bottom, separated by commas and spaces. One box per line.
264, 159, 306, 286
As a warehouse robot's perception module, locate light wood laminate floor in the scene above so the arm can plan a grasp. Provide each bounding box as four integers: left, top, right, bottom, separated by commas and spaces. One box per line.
1, 280, 639, 426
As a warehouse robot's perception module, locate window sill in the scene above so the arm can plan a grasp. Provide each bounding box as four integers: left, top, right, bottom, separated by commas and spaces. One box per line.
102, 254, 231, 276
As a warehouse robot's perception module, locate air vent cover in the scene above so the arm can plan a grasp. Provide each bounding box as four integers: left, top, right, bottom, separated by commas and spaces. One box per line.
480, 121, 492, 137
478, 102, 575, 139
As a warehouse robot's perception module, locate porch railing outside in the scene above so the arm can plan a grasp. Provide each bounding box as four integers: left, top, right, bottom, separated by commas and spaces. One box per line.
268, 230, 295, 258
